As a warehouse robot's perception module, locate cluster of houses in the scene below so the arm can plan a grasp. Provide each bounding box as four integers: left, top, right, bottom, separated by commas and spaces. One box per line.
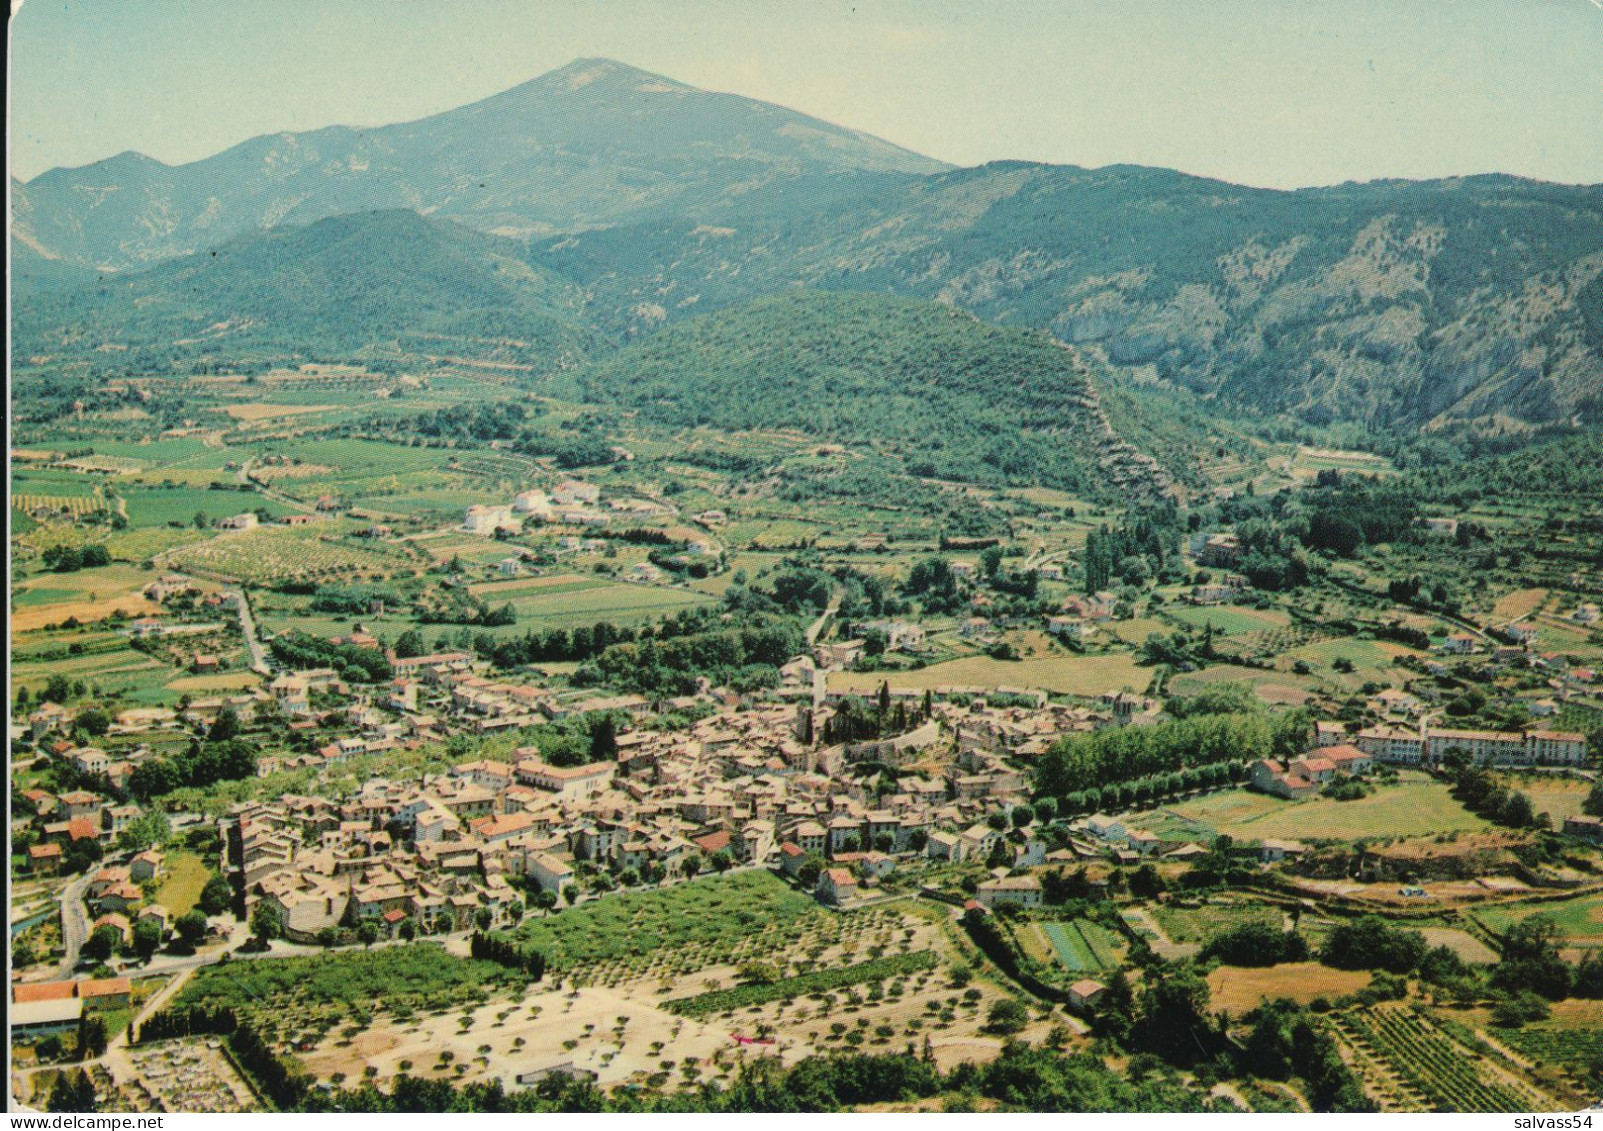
463, 480, 680, 537
219, 682, 1106, 929
1250, 745, 1373, 799
18, 751, 153, 876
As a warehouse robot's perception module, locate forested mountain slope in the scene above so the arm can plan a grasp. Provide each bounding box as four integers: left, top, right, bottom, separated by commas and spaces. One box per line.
532, 164, 1603, 430
14, 210, 595, 370
556, 290, 1177, 499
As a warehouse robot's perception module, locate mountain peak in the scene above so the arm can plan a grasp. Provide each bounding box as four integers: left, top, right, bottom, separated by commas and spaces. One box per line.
519, 57, 698, 97
19, 58, 946, 268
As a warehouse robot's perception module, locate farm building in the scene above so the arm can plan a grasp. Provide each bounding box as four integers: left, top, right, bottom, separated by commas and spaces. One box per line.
976, 874, 1043, 908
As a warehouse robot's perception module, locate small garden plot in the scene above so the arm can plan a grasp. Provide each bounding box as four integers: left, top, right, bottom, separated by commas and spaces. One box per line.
1037, 920, 1122, 971
1332, 1005, 1553, 1113
1150, 900, 1283, 944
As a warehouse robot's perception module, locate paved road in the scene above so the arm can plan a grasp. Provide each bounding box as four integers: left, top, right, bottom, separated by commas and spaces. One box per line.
228, 588, 271, 675
52, 872, 94, 979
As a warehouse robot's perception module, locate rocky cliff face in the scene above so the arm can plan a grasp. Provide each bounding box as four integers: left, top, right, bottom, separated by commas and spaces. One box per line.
531, 165, 1603, 428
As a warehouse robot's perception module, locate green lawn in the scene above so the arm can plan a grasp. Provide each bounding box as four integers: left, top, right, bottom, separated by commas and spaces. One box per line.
1162, 776, 1490, 842
155, 851, 214, 916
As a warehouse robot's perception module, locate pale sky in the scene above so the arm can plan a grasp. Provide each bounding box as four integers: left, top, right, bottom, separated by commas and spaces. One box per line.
9, 0, 1603, 189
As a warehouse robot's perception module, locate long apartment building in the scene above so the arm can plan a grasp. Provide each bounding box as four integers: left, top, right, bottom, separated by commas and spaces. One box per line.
1344, 721, 1587, 767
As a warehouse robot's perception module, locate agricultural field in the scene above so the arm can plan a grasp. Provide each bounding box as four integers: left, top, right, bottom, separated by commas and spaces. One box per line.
1287, 446, 1396, 479
10, 644, 175, 702
1491, 587, 1549, 623
1205, 963, 1371, 1014
291, 897, 1031, 1092
1496, 1018, 1603, 1098
1468, 895, 1603, 952
664, 951, 940, 1016
166, 944, 517, 1046
1164, 663, 1315, 707
1160, 775, 1491, 842
1415, 927, 1499, 965
118, 485, 288, 528
160, 525, 422, 584
828, 651, 1152, 698
9, 565, 165, 634
1148, 899, 1286, 945
1281, 637, 1422, 690
1163, 604, 1289, 638
1505, 775, 1595, 823
501, 872, 817, 975
488, 580, 716, 631
1330, 1004, 1558, 1112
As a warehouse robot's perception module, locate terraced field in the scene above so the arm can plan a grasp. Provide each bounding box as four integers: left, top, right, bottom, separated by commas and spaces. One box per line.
1469, 894, 1603, 951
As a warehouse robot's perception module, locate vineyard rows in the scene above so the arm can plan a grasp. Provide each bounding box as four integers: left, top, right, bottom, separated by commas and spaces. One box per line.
1332, 1006, 1549, 1113
1497, 1026, 1603, 1092
14, 492, 107, 517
